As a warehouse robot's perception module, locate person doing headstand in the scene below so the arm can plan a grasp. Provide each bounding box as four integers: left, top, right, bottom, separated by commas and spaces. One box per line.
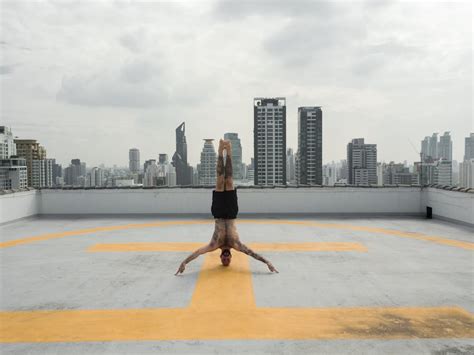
175, 139, 278, 275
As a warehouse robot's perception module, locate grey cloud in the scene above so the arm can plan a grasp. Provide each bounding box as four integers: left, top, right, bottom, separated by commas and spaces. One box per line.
213, 0, 336, 20
0, 64, 16, 75
120, 60, 157, 84
119, 29, 148, 53
56, 70, 169, 108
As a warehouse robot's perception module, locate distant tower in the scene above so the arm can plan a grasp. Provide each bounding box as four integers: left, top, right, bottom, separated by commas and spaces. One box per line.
347, 138, 377, 186
286, 148, 296, 184
199, 139, 217, 185
438, 132, 452, 161
129, 148, 140, 173
171, 122, 192, 185
0, 126, 17, 159
297, 106, 323, 185
464, 133, 474, 161
429, 133, 438, 160
224, 133, 243, 180
253, 97, 286, 186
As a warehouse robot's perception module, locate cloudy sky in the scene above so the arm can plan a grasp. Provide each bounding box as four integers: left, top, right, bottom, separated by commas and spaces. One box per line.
1, 0, 472, 167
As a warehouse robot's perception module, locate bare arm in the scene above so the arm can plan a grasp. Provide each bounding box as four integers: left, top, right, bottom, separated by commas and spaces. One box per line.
234, 241, 278, 273
175, 243, 218, 275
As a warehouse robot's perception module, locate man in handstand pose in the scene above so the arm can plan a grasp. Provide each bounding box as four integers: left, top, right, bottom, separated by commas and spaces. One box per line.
175, 139, 278, 275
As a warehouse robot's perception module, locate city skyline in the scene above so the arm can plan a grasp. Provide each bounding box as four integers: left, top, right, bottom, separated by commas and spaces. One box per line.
1, 1, 471, 167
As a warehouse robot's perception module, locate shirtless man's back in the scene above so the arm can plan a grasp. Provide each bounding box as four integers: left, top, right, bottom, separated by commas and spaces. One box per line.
175, 139, 278, 274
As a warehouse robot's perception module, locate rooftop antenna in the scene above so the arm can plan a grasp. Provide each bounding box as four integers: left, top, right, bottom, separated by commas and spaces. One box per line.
408, 138, 423, 189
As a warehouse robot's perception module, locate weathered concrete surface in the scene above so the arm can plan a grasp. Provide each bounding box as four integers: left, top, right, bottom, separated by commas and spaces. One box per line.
1, 216, 473, 354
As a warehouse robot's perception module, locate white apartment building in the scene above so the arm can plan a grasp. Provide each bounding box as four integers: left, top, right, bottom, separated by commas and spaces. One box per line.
459, 159, 474, 188
0, 126, 17, 159
199, 139, 217, 185
31, 159, 53, 188
0, 157, 28, 189
254, 97, 286, 186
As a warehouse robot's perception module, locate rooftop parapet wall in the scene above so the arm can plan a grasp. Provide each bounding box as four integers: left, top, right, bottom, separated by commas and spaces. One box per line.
39, 187, 423, 216
1, 187, 472, 227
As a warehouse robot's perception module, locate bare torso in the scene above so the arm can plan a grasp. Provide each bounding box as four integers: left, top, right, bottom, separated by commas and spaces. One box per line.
212, 219, 239, 250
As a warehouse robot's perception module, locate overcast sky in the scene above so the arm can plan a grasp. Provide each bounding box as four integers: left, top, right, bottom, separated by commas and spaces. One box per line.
1, 0, 472, 167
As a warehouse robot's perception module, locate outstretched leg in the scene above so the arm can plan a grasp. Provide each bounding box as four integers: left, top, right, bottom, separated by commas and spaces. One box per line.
216, 139, 225, 192
223, 141, 234, 191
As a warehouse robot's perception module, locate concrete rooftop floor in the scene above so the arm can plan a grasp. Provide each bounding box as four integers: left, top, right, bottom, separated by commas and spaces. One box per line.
0, 215, 473, 355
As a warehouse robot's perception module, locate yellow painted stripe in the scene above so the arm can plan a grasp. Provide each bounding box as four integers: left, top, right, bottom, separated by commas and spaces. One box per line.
189, 251, 255, 310
88, 242, 367, 252
2, 219, 472, 251
1, 307, 472, 342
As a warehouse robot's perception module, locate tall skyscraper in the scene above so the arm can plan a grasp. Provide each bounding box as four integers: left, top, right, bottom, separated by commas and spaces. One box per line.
347, 138, 377, 186
129, 148, 140, 173
65, 159, 85, 186
464, 133, 474, 161
421, 136, 430, 162
224, 133, 243, 180
253, 97, 286, 186
438, 132, 452, 161
429, 133, 438, 160
296, 106, 322, 185
286, 148, 296, 184
172, 122, 193, 185
199, 139, 217, 185
14, 139, 46, 186
0, 126, 17, 159
87, 167, 105, 187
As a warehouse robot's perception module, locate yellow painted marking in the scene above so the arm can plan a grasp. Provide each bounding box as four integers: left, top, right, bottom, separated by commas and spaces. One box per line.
88, 242, 368, 252
1, 306, 472, 342
2, 241, 473, 342
190, 251, 255, 310
1, 219, 472, 250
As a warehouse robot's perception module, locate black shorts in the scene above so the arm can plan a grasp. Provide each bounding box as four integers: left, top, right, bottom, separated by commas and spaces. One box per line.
211, 189, 238, 219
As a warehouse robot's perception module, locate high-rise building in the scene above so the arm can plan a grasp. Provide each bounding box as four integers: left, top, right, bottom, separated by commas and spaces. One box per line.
297, 106, 322, 185
14, 139, 46, 186
0, 156, 28, 189
129, 148, 140, 173
436, 159, 452, 185
51, 159, 62, 186
224, 133, 243, 180
347, 138, 377, 186
159, 154, 168, 165
31, 159, 53, 188
459, 159, 474, 188
253, 97, 286, 186
64, 159, 85, 186
87, 167, 105, 187
464, 133, 474, 161
323, 162, 336, 186
199, 139, 217, 185
438, 132, 452, 161
172, 122, 193, 185
421, 136, 430, 162
0, 126, 17, 159
428, 133, 438, 160
144, 160, 159, 187
286, 148, 296, 184
246, 158, 255, 182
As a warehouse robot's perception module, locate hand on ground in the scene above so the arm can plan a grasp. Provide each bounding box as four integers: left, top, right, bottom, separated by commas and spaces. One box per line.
175, 263, 185, 275
268, 263, 279, 273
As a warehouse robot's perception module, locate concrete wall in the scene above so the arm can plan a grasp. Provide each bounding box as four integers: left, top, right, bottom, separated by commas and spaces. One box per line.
1, 188, 472, 227
0, 190, 39, 224
38, 187, 422, 216
422, 188, 474, 227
